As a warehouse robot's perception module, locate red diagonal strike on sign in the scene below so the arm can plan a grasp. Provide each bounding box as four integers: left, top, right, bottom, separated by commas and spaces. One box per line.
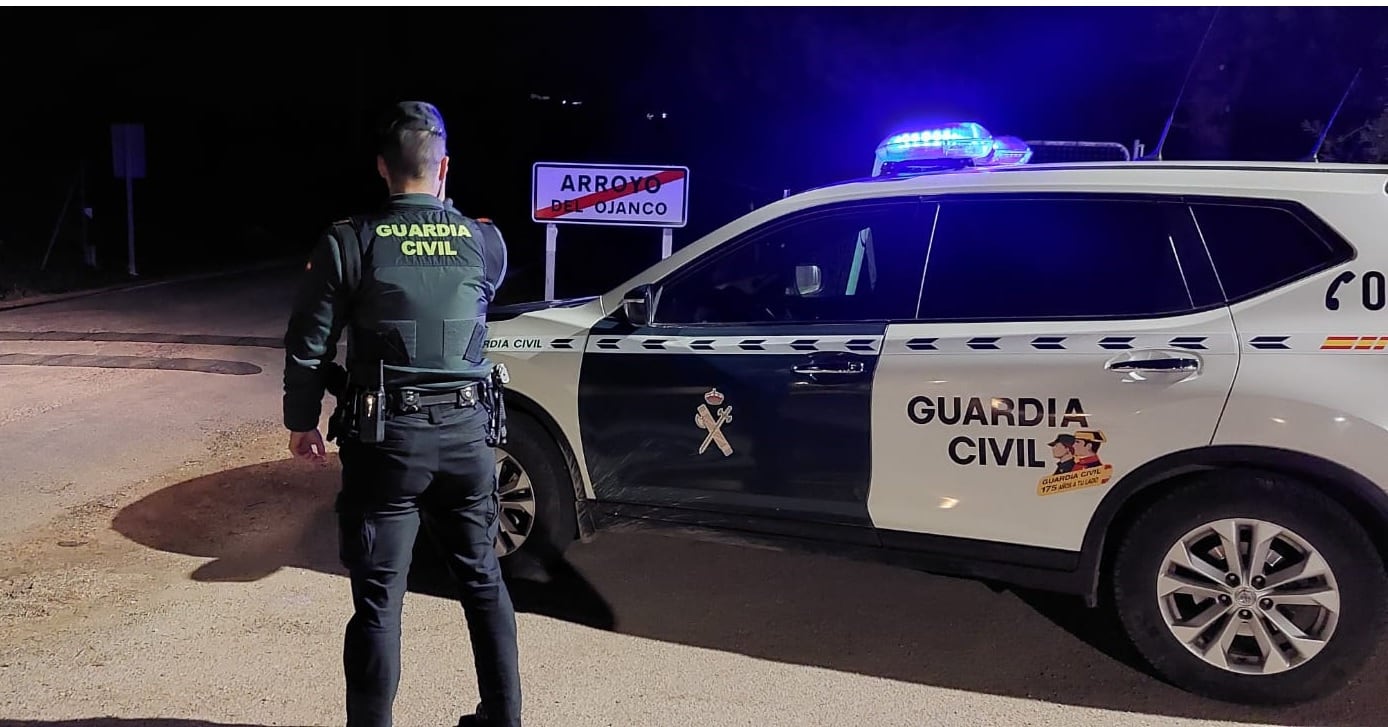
536, 169, 686, 220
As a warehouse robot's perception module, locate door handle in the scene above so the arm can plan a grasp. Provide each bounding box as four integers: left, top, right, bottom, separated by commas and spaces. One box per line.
1105, 357, 1200, 373
792, 361, 865, 375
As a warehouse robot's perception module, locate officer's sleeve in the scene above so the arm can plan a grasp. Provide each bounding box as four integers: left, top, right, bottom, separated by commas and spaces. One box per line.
478, 222, 509, 303
282, 229, 348, 432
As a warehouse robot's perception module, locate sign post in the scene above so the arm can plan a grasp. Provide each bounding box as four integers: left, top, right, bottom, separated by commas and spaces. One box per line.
111, 123, 146, 277
544, 223, 559, 301
532, 162, 689, 299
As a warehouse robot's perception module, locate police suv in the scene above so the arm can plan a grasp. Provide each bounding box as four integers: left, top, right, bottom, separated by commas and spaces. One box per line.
482, 122, 1388, 705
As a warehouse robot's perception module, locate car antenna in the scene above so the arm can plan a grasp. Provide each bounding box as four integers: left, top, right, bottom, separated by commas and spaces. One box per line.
1303, 66, 1362, 163
1140, 7, 1222, 162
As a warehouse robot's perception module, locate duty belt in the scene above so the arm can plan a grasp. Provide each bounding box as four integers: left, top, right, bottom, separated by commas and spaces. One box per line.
388, 383, 480, 414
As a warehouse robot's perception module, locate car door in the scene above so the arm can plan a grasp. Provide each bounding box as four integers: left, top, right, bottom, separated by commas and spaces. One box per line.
868, 193, 1238, 553
578, 198, 934, 539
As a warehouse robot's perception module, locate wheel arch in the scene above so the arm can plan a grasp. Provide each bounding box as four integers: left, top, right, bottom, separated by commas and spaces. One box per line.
1077, 445, 1388, 606
503, 388, 596, 539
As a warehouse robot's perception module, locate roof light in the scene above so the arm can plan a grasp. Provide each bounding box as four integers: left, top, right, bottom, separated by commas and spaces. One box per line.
871, 121, 1044, 177
979, 135, 1033, 167
875, 122, 994, 166
873, 122, 1013, 177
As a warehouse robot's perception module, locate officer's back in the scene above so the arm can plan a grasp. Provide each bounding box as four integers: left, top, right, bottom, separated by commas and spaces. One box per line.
346, 194, 504, 390
283, 100, 521, 727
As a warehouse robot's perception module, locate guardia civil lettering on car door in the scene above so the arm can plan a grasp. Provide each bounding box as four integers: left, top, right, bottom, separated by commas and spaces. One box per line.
905, 397, 1068, 458
482, 337, 545, 351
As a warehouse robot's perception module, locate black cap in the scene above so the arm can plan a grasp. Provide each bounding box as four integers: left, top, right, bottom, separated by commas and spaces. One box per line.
1048, 433, 1076, 447
379, 101, 447, 141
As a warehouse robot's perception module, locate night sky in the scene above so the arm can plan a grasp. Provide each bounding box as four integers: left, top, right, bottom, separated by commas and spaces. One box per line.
4, 6, 1387, 303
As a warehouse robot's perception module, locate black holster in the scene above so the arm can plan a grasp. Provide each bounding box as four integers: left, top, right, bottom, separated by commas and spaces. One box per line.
325, 362, 354, 444
326, 400, 351, 443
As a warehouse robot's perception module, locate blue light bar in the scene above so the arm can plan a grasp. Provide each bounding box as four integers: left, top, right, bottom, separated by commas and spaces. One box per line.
979, 135, 1033, 167
875, 122, 995, 166
872, 122, 1003, 177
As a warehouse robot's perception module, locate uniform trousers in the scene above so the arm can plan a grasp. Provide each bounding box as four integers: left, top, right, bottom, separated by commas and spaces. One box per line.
336, 399, 522, 727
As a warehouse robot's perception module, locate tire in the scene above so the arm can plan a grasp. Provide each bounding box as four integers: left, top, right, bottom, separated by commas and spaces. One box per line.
493, 409, 579, 575
1111, 469, 1387, 705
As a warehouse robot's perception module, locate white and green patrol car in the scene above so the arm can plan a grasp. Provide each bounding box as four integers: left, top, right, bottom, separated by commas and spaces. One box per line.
481, 123, 1388, 705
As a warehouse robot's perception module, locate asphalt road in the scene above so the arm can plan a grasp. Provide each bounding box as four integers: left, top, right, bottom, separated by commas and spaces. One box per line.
0, 267, 297, 537
0, 266, 1384, 727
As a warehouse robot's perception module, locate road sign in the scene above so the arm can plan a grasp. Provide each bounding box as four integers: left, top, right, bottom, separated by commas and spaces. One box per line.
111, 123, 146, 180
111, 123, 146, 277
532, 162, 689, 228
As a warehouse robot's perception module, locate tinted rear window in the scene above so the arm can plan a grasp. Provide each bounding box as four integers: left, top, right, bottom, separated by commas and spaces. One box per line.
918, 198, 1201, 321
1190, 203, 1352, 301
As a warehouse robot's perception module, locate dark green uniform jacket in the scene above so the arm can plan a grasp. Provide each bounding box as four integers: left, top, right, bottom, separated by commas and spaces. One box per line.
282, 193, 508, 432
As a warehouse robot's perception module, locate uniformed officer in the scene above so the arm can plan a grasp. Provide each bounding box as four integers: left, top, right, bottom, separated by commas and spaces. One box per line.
1048, 433, 1077, 474
282, 101, 522, 727
1072, 430, 1107, 470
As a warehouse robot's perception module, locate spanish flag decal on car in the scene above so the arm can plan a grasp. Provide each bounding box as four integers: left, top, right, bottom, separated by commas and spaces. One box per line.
1321, 335, 1388, 350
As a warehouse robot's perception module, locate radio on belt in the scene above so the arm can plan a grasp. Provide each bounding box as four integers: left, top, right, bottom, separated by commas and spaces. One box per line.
357, 359, 386, 444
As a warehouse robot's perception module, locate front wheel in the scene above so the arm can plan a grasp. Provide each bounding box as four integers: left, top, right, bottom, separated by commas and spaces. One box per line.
492, 410, 578, 573
1111, 470, 1387, 704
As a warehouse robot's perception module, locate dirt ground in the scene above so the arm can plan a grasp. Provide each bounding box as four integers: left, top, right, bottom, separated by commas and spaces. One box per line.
2, 421, 1386, 727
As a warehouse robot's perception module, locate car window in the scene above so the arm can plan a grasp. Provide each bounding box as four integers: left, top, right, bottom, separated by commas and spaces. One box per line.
1189, 201, 1353, 302
917, 197, 1204, 322
655, 200, 931, 325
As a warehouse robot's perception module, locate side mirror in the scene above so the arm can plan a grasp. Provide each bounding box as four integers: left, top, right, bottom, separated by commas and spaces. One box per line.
621, 284, 655, 327
794, 264, 823, 296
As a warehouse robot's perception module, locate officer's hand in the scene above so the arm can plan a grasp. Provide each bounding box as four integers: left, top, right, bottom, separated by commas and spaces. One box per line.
289, 429, 328, 464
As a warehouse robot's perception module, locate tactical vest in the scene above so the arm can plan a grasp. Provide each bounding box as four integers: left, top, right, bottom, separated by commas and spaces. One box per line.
336, 204, 493, 390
